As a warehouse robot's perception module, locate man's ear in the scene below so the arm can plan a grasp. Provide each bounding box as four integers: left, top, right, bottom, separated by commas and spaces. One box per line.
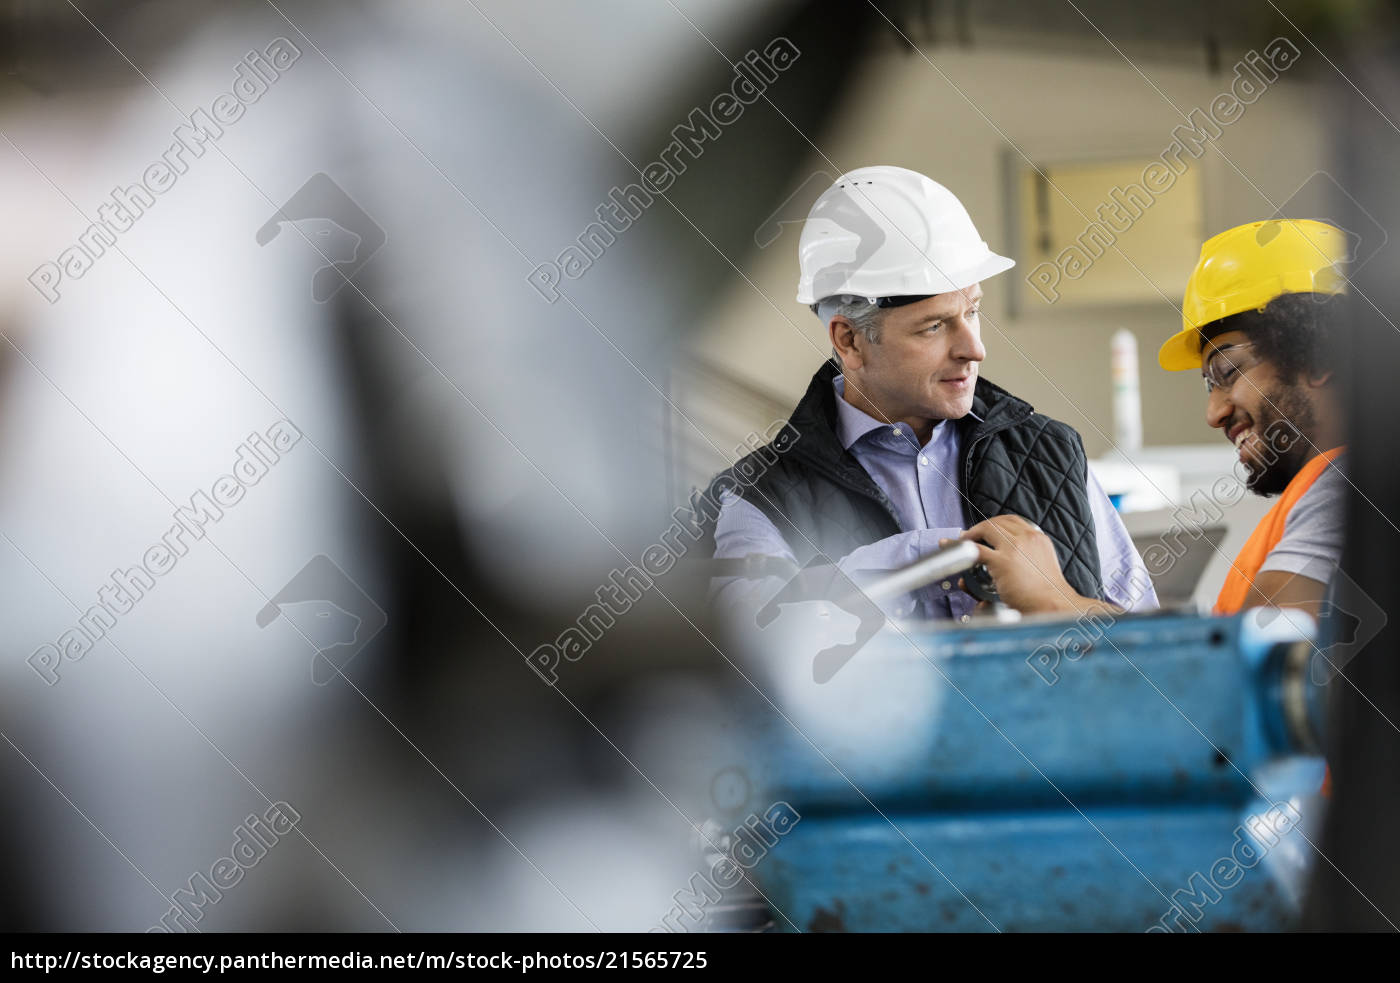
1306, 368, 1335, 389
829, 316, 862, 371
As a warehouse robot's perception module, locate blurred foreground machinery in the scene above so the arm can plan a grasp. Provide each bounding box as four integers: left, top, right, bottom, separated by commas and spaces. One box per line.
716, 605, 1329, 932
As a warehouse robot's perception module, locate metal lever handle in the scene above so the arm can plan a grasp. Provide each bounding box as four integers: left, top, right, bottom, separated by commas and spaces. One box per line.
860, 541, 982, 602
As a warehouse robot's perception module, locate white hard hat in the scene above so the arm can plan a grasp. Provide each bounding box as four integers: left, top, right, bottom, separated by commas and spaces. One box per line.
795, 165, 1015, 305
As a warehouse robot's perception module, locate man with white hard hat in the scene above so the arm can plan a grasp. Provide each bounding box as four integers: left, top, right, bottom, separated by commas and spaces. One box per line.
700, 166, 1155, 620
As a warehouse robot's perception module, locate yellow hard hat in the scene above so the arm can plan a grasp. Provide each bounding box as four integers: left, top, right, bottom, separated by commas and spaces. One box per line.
1158, 218, 1350, 371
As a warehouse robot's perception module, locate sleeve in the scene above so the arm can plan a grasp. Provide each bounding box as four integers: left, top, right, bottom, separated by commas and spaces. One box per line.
1258, 466, 1347, 583
1085, 467, 1160, 612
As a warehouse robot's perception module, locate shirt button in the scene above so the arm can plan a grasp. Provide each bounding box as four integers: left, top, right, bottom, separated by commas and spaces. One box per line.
919, 456, 929, 466
940, 580, 952, 590
960, 614, 971, 623
891, 426, 902, 436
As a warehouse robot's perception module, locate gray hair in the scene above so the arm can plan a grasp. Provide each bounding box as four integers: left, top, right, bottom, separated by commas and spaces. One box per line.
813, 294, 886, 347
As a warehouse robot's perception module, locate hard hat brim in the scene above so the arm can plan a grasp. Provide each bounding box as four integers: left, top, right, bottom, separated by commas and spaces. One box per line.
959, 251, 1016, 290
1158, 325, 1204, 371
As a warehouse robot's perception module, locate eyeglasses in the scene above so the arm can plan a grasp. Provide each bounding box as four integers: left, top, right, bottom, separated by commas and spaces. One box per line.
1202, 342, 1257, 395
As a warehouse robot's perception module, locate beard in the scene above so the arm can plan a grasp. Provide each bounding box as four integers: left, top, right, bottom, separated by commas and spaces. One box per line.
1242, 382, 1318, 497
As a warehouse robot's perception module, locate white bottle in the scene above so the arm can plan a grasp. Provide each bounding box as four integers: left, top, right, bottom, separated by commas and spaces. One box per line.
1111, 328, 1143, 454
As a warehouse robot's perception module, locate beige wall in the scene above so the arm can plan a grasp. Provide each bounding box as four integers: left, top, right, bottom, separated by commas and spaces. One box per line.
688, 41, 1329, 457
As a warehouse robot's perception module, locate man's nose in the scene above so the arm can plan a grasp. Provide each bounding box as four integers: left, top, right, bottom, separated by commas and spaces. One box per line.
1205, 386, 1233, 429
951, 316, 986, 362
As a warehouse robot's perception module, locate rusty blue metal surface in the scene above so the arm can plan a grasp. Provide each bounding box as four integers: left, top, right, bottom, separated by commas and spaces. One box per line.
735, 610, 1325, 932
761, 802, 1312, 932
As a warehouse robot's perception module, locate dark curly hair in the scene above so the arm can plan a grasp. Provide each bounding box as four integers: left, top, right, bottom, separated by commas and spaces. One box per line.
1198, 291, 1347, 382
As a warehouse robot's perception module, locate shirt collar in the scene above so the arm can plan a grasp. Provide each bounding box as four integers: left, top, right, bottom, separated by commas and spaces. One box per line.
832, 375, 981, 450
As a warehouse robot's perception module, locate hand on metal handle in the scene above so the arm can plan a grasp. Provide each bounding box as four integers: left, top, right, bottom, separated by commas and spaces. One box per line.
961, 563, 1001, 605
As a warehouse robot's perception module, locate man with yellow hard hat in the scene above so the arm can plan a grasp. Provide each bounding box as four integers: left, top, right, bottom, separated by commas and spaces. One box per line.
1159, 218, 1350, 616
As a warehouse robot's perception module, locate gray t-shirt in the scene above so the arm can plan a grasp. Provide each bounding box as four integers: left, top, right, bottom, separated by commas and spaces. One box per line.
1258, 454, 1347, 584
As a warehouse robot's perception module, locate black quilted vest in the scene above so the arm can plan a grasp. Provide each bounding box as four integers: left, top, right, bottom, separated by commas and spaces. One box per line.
697, 360, 1104, 600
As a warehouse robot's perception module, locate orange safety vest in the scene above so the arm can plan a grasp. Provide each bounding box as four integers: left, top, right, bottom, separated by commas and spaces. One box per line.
1213, 445, 1347, 799
1213, 446, 1347, 615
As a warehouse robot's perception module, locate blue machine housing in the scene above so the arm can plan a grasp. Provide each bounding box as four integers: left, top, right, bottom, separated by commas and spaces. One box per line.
739, 610, 1326, 932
